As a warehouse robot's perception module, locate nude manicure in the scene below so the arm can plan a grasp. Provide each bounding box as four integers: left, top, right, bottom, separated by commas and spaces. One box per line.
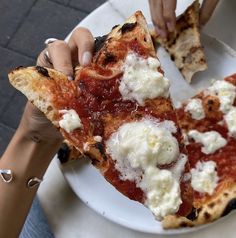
82, 51, 92, 66
67, 75, 74, 81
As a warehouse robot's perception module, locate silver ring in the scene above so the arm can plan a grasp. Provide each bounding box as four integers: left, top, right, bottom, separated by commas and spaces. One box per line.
44, 50, 52, 65
44, 38, 58, 65
0, 168, 43, 188
27, 177, 43, 188
0, 169, 13, 183
44, 38, 58, 46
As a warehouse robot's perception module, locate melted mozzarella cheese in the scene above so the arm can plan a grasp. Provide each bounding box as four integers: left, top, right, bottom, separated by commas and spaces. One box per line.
208, 80, 236, 113
185, 98, 205, 120
119, 52, 170, 106
106, 119, 181, 220
106, 119, 179, 168
191, 161, 219, 195
224, 107, 236, 137
140, 167, 181, 220
188, 130, 227, 154
59, 109, 82, 133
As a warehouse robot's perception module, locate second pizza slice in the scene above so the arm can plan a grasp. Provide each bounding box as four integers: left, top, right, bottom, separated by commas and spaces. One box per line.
163, 74, 236, 228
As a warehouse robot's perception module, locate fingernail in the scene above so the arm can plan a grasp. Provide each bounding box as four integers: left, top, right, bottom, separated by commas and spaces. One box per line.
167, 22, 174, 32
155, 26, 167, 38
67, 75, 74, 81
82, 51, 92, 66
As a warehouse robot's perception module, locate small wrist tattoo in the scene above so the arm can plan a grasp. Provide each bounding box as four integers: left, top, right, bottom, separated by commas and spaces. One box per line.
30, 135, 41, 143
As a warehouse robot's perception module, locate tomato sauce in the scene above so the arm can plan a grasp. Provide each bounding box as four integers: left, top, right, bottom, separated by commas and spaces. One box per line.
177, 181, 193, 216
104, 160, 144, 202
177, 74, 236, 202
52, 39, 193, 214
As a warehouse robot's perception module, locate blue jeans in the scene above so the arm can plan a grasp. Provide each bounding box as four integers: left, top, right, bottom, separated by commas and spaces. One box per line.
20, 197, 54, 238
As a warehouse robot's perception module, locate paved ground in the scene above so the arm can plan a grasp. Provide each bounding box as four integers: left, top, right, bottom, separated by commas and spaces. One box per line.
0, 0, 106, 155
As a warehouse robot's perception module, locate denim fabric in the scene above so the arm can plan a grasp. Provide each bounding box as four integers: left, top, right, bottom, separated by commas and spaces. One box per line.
20, 197, 54, 238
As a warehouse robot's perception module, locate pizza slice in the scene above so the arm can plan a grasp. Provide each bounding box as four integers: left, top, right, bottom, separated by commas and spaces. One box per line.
163, 73, 236, 228
9, 11, 193, 221
153, 0, 207, 82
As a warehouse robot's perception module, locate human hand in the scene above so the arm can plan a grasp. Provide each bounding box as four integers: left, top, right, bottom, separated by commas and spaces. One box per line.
20, 27, 94, 142
149, 0, 219, 38
199, 0, 219, 26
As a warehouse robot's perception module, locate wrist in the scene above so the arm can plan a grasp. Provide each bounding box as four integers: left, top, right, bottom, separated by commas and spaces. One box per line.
0, 124, 62, 180
19, 112, 63, 144
18, 120, 62, 145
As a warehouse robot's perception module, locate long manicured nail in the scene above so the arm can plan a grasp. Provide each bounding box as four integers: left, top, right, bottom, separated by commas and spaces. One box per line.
82, 51, 92, 66
67, 75, 74, 81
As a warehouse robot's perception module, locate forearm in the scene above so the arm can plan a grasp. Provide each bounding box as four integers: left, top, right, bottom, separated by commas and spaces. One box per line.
0, 123, 61, 237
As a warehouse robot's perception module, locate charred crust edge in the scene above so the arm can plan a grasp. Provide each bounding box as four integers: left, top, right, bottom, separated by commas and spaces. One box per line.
35, 66, 50, 77
103, 52, 117, 65
179, 221, 193, 228
94, 142, 106, 158
94, 35, 108, 54
185, 207, 203, 221
14, 66, 24, 70
112, 24, 119, 30
120, 22, 137, 34
9, 66, 24, 74
204, 212, 211, 220
186, 208, 198, 221
221, 198, 236, 217
57, 143, 71, 164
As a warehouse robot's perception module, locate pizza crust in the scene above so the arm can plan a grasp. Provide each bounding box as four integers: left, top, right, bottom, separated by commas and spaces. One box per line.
163, 179, 236, 228
153, 0, 207, 82
8, 66, 67, 125
75, 11, 156, 78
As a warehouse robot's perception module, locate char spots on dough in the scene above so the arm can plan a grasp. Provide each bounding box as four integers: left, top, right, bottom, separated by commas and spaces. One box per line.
94, 35, 108, 54
204, 211, 211, 220
57, 143, 70, 164
35, 66, 50, 78
121, 22, 137, 34
222, 198, 236, 217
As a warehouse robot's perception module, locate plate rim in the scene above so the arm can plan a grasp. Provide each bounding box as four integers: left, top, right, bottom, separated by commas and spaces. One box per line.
60, 158, 209, 235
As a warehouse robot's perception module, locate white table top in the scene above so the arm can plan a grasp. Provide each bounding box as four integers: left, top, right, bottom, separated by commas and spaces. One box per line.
38, 1, 236, 237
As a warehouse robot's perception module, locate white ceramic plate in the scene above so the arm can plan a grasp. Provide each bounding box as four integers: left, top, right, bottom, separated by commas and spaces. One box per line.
61, 34, 236, 234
